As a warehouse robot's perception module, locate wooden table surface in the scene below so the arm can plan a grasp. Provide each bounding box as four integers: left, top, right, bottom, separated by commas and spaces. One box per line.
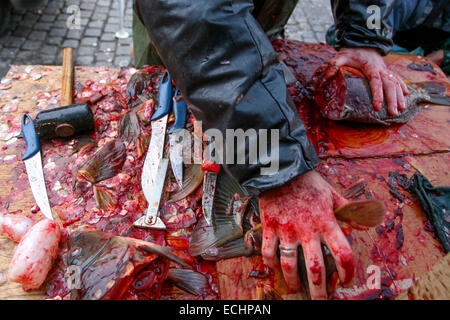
0, 65, 120, 299
216, 53, 450, 299
0, 55, 449, 300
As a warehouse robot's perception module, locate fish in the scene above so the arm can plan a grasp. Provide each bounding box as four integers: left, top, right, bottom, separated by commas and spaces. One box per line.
198, 225, 262, 261
189, 168, 388, 298
126, 67, 163, 108
76, 140, 126, 184
66, 230, 188, 300
312, 65, 450, 125
168, 164, 204, 203
296, 244, 339, 299
166, 268, 209, 297
188, 169, 257, 259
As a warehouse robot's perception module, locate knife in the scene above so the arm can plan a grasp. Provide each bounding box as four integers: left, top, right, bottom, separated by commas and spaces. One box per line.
21, 114, 53, 221
201, 161, 220, 226
134, 157, 169, 230
168, 89, 187, 189
133, 72, 173, 230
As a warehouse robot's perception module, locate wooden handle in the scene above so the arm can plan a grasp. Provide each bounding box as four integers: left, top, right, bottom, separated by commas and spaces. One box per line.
61, 48, 74, 106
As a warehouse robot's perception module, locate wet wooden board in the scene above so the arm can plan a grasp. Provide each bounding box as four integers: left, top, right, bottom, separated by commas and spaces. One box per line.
0, 65, 120, 300
396, 253, 450, 300
217, 153, 449, 299
217, 53, 450, 300
0, 55, 449, 300
301, 104, 450, 159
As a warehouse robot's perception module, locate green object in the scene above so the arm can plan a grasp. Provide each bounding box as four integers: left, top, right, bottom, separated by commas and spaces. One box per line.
391, 44, 424, 56
132, 10, 163, 67
407, 173, 450, 253
325, 25, 336, 47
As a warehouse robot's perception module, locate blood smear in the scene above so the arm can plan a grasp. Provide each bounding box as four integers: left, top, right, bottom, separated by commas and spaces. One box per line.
2, 103, 18, 112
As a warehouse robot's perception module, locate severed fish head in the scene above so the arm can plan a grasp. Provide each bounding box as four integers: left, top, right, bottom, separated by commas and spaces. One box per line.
189, 169, 259, 260
312, 64, 449, 125
66, 230, 187, 300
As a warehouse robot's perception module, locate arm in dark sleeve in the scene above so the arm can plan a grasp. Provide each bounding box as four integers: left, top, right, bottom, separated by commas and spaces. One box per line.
331, 0, 395, 55
134, 0, 319, 196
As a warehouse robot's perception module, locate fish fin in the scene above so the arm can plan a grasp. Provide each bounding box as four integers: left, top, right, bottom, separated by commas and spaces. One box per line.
135, 240, 189, 268
189, 215, 244, 257
200, 238, 253, 261
334, 200, 386, 227
190, 170, 251, 257
166, 269, 208, 296
422, 93, 450, 106
168, 164, 204, 203
412, 81, 450, 106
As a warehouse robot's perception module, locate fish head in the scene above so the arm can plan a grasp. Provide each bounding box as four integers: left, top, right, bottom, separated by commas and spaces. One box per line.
67, 230, 169, 300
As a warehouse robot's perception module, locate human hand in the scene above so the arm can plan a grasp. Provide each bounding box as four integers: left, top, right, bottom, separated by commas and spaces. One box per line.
329, 47, 409, 116
259, 170, 355, 299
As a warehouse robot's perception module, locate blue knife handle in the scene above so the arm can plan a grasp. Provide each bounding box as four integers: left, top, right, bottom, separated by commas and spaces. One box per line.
21, 114, 41, 161
151, 71, 173, 121
169, 89, 187, 134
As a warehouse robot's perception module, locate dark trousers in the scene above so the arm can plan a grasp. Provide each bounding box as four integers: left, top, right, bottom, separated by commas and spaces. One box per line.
132, 0, 299, 68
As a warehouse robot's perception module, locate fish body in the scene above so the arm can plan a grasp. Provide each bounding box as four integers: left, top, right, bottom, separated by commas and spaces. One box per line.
67, 230, 187, 300
67, 231, 166, 300
312, 65, 448, 125
189, 169, 254, 259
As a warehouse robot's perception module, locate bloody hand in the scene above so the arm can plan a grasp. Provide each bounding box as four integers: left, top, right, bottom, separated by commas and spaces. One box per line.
259, 170, 355, 300
329, 47, 409, 117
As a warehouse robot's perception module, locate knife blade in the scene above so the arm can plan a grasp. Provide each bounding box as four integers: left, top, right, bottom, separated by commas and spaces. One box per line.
169, 130, 184, 189
21, 114, 53, 221
201, 162, 220, 226
134, 158, 169, 230
134, 72, 174, 229
168, 88, 187, 189
141, 115, 168, 200
134, 116, 168, 229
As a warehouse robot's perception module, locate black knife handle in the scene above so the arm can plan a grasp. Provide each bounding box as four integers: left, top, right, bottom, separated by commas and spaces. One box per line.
34, 103, 94, 140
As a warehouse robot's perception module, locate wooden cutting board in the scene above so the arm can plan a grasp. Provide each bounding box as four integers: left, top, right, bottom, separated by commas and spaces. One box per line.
0, 65, 120, 299
217, 53, 450, 299
396, 253, 450, 300
0, 52, 449, 300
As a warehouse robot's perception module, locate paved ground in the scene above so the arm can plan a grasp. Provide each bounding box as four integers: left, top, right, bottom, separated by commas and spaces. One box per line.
285, 0, 333, 43
0, 0, 334, 78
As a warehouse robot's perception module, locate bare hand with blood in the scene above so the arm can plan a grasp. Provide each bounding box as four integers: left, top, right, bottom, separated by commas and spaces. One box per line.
259, 170, 355, 299
329, 47, 409, 117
